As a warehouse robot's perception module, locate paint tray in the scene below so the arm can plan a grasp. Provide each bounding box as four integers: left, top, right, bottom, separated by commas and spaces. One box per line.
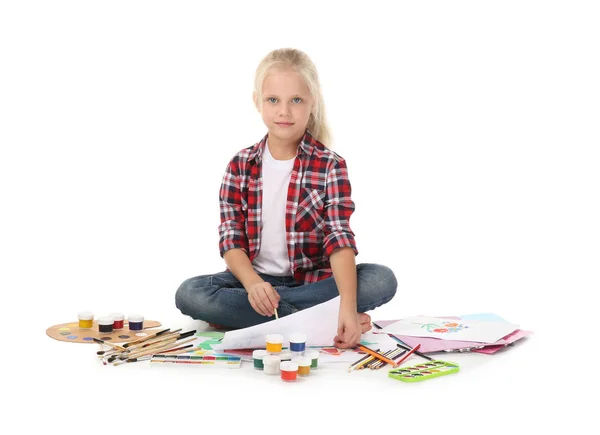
150, 354, 242, 368
388, 360, 459, 382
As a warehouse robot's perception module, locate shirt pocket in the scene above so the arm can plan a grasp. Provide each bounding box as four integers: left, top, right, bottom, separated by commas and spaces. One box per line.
295, 188, 326, 232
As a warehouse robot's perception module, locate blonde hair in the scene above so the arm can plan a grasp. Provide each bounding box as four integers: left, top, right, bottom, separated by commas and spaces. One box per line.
253, 48, 332, 147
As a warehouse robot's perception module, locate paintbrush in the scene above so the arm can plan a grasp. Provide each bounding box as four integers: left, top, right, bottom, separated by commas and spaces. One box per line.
117, 344, 197, 365
120, 334, 196, 358
123, 329, 185, 351
107, 330, 196, 362
93, 338, 126, 352
130, 329, 195, 353
123, 337, 196, 360
122, 328, 172, 348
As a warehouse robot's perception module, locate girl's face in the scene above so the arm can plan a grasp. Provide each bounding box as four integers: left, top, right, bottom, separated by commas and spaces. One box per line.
256, 67, 314, 145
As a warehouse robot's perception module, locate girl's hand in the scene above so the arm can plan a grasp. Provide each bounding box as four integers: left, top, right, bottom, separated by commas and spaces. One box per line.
246, 282, 281, 317
333, 308, 362, 349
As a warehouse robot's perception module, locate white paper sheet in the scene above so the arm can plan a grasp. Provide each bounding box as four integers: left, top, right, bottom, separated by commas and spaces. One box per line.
379, 316, 519, 344
212, 296, 341, 350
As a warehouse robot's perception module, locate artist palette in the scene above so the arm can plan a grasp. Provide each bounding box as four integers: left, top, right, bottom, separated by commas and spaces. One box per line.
388, 360, 459, 382
46, 320, 162, 344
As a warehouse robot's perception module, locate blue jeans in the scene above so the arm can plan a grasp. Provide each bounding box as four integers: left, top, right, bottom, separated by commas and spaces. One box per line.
175, 263, 397, 329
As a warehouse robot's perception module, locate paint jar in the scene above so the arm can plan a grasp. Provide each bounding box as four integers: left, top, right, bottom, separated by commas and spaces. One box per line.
265, 334, 283, 353
280, 361, 299, 382
109, 312, 125, 330
304, 349, 320, 369
253, 349, 269, 370
292, 356, 311, 376
98, 317, 114, 334
289, 333, 307, 355
128, 314, 144, 331
279, 350, 293, 361
78, 312, 94, 329
263, 355, 282, 375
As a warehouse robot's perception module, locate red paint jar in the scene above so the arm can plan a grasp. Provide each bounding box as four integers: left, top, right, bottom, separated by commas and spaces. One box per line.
109, 313, 125, 330
280, 361, 298, 382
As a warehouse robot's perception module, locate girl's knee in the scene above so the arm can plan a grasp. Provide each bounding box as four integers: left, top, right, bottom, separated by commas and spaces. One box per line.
175, 279, 192, 312
358, 263, 398, 304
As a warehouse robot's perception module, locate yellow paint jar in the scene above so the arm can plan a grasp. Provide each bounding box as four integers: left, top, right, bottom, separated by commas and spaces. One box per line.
265, 334, 283, 353
292, 356, 311, 376
78, 311, 94, 329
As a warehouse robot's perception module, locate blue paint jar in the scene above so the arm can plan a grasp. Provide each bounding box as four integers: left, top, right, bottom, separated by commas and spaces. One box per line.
128, 314, 144, 331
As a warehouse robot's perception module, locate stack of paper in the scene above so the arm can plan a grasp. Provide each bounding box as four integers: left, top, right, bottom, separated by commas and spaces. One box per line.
374, 313, 532, 354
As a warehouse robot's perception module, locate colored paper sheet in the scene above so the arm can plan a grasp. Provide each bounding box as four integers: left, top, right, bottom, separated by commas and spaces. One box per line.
375, 317, 531, 353
389, 329, 532, 353
379, 316, 519, 344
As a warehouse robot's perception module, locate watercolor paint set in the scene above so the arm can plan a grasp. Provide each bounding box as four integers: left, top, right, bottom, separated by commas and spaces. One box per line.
150, 354, 242, 368
388, 360, 459, 382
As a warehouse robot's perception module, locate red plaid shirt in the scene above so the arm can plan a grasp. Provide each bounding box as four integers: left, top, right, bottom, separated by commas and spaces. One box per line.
218, 129, 358, 284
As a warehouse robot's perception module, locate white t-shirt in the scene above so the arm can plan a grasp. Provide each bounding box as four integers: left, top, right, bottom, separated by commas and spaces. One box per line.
252, 140, 294, 276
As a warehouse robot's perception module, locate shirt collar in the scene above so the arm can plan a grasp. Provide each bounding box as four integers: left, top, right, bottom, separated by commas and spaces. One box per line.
248, 128, 316, 162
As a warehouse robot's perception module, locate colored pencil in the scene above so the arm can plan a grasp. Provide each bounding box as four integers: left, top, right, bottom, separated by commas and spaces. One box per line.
356, 344, 398, 368
348, 348, 381, 372
394, 343, 422, 366
364, 347, 398, 370
355, 355, 377, 371
392, 340, 434, 361
372, 348, 408, 370
369, 347, 404, 370
372, 322, 434, 361
274, 308, 279, 319
356, 344, 398, 367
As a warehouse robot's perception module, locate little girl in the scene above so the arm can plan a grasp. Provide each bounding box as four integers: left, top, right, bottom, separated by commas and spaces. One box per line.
176, 48, 397, 348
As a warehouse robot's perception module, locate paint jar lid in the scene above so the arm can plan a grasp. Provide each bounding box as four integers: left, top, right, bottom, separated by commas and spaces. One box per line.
265, 334, 283, 344
289, 333, 307, 343
253, 350, 269, 359
280, 361, 298, 372
128, 314, 144, 322
263, 355, 282, 365
303, 350, 320, 359
278, 350, 293, 361
291, 356, 311, 367
98, 317, 113, 326
109, 312, 124, 320
78, 311, 94, 320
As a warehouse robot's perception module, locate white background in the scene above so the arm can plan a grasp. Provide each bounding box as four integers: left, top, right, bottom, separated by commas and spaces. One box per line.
1, 1, 598, 433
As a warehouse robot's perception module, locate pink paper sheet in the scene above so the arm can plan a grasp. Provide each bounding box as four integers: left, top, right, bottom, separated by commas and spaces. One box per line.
374, 319, 532, 353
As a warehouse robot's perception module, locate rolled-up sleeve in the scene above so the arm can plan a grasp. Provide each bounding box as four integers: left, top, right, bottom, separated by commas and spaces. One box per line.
218, 159, 249, 256
323, 158, 359, 257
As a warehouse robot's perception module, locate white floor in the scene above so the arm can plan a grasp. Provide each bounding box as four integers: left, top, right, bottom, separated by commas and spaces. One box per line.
22, 307, 576, 435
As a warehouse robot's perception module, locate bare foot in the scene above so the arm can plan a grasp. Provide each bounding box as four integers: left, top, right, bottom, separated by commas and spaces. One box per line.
358, 313, 372, 333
